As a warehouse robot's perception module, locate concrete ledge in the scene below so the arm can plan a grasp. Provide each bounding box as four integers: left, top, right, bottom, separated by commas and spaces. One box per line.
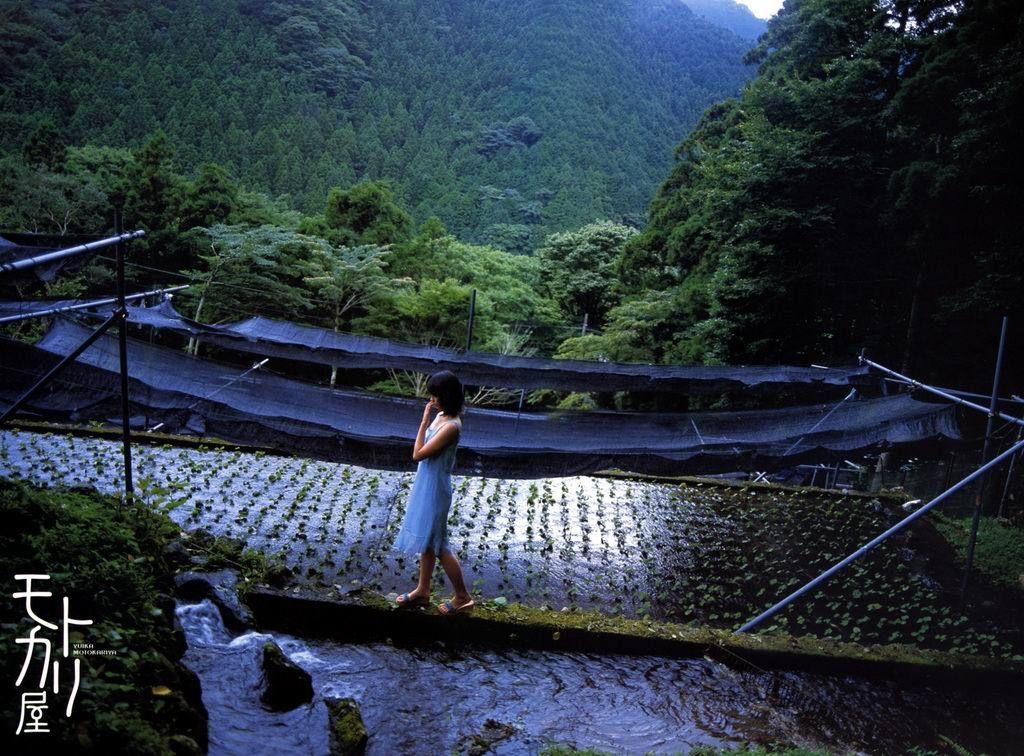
244, 585, 1024, 693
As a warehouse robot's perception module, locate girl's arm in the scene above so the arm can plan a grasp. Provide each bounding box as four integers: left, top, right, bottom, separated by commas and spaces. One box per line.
413, 422, 459, 462
413, 399, 460, 461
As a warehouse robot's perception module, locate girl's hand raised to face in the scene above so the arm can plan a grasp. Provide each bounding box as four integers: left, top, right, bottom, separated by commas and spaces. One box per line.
422, 397, 439, 422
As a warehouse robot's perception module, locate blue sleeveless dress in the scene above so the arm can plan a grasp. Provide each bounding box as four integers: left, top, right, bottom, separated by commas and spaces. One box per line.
393, 418, 461, 555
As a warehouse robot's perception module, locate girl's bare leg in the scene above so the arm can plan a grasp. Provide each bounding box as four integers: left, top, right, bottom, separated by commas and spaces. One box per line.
412, 548, 437, 598
438, 547, 471, 603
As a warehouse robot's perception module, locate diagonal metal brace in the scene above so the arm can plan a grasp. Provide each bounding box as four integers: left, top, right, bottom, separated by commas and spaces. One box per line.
0, 311, 119, 425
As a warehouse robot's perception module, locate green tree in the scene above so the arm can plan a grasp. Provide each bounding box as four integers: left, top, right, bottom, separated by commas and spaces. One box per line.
180, 163, 239, 230
323, 180, 412, 245
124, 130, 187, 272
0, 155, 107, 236
535, 220, 638, 328
21, 119, 66, 172
300, 243, 398, 385
177, 225, 317, 350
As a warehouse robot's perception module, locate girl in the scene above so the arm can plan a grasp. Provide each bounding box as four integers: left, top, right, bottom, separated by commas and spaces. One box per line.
393, 370, 475, 615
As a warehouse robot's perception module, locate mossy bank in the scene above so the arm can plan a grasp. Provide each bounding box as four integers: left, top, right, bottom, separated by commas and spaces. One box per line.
0, 478, 287, 754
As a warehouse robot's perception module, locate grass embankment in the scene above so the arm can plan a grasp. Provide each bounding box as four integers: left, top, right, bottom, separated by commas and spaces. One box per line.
931, 512, 1024, 589
0, 477, 283, 754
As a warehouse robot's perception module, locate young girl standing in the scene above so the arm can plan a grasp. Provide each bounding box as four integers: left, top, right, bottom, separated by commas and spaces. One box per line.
393, 370, 474, 615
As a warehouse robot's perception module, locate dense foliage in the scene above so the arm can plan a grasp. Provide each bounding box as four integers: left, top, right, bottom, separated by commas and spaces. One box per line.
617, 0, 1024, 390
1, 0, 1021, 402
0, 477, 198, 753
0, 0, 755, 247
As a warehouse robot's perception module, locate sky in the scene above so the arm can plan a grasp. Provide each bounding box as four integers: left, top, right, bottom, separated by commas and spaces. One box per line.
738, 0, 785, 19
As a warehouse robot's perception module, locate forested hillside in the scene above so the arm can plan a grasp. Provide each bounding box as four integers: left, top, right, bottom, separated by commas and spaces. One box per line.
0, 0, 755, 249
594, 0, 1024, 392
1, 0, 1020, 404
683, 0, 767, 40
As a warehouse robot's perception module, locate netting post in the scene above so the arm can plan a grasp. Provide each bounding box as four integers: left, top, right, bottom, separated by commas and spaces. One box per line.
942, 450, 956, 491
997, 422, 1024, 518
115, 207, 135, 510
465, 288, 476, 352
959, 315, 1008, 610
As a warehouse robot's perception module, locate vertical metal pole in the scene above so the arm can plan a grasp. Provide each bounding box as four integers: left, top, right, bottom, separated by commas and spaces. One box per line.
115, 208, 135, 508
959, 315, 1008, 609
997, 423, 1024, 519
513, 388, 526, 438
943, 450, 956, 491
465, 288, 476, 352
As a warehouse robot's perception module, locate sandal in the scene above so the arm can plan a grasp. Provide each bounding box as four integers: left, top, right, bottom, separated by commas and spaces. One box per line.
396, 592, 430, 607
438, 597, 475, 615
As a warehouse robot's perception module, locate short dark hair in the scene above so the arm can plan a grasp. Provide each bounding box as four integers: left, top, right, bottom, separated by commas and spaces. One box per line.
427, 370, 465, 416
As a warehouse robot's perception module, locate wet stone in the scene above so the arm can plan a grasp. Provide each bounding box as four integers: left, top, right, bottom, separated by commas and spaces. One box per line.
164, 540, 192, 567
454, 718, 516, 755
325, 696, 369, 755
174, 568, 254, 632
260, 639, 314, 711
167, 734, 203, 756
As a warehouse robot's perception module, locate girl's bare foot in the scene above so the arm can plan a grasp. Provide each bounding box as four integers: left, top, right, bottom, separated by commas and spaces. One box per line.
438, 592, 474, 615
396, 588, 430, 606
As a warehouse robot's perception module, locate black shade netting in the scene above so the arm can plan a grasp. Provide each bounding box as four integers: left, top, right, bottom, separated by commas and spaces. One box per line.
0, 297, 110, 319
0, 318, 961, 478
0, 234, 108, 284
50, 299, 876, 395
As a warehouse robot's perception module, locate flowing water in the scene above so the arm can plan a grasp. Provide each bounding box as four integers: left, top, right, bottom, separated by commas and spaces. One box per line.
177, 599, 1024, 756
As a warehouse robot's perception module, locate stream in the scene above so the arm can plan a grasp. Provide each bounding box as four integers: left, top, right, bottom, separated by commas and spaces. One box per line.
176, 599, 1023, 755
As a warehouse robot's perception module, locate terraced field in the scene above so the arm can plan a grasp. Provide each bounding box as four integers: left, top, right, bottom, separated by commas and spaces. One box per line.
3, 427, 1019, 658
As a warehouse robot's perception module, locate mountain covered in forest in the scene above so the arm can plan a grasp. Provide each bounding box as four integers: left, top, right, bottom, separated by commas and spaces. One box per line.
3, 0, 1018, 398
0, 0, 756, 250
682, 0, 768, 40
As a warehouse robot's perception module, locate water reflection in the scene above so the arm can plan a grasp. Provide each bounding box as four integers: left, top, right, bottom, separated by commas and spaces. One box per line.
177, 599, 1023, 756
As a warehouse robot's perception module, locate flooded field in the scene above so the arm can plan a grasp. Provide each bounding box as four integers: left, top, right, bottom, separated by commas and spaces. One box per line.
3, 428, 1021, 657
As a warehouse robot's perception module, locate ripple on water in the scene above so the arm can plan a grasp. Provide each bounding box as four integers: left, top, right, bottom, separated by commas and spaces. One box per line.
176, 598, 1024, 756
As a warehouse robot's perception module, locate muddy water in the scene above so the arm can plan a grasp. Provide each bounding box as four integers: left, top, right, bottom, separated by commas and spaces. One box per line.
177, 599, 1023, 756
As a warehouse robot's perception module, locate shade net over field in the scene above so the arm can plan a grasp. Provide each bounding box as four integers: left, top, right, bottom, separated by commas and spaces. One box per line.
0, 234, 106, 284
0, 317, 961, 477
47, 299, 874, 395
0, 297, 105, 319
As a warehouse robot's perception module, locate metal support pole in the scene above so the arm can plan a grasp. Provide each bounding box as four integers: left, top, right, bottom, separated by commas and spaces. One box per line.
0, 285, 189, 324
0, 312, 118, 425
115, 208, 135, 508
943, 450, 956, 491
859, 355, 1024, 428
0, 230, 145, 274
513, 388, 526, 438
976, 316, 1008, 512
960, 316, 1009, 609
782, 388, 857, 458
147, 358, 269, 433
465, 288, 476, 352
881, 378, 1024, 408
997, 423, 1024, 519
735, 432, 1024, 634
